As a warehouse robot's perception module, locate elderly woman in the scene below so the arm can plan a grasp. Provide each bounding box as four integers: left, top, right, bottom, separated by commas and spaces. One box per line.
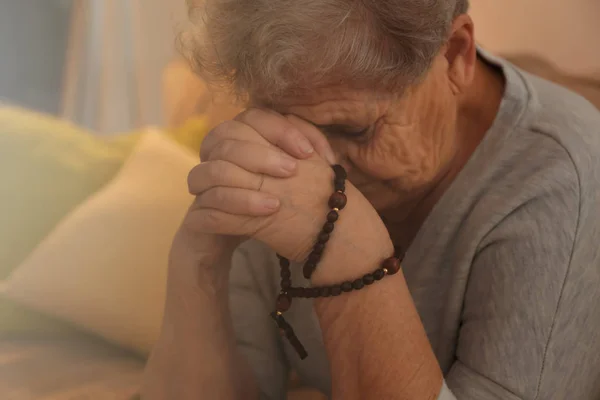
143, 0, 600, 399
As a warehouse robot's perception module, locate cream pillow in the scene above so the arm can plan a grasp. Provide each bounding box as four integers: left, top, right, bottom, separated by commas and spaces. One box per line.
1, 130, 197, 355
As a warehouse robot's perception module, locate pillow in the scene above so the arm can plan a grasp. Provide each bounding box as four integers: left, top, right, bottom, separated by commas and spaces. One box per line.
0, 105, 141, 336
1, 130, 197, 355
0, 105, 141, 280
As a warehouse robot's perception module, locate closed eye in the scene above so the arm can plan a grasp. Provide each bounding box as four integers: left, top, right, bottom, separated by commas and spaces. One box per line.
315, 124, 371, 139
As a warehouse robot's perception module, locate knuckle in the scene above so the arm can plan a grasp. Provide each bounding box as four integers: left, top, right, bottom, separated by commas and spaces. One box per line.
278, 125, 299, 145
200, 121, 237, 159
202, 209, 222, 231
212, 187, 228, 204
208, 160, 227, 184
209, 139, 235, 161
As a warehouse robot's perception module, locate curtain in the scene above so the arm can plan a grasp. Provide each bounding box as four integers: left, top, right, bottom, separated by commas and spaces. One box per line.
61, 0, 186, 134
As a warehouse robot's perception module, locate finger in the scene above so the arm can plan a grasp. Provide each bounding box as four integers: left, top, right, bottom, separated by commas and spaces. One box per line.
187, 160, 263, 195
200, 120, 268, 160
194, 187, 280, 216
204, 139, 298, 177
285, 114, 337, 165
235, 108, 315, 159
186, 207, 265, 237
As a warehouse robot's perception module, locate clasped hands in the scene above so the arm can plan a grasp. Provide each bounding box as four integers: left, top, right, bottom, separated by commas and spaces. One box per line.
185, 109, 392, 283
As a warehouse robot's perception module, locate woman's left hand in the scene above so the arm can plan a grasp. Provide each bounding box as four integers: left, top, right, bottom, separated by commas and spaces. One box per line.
188, 109, 393, 281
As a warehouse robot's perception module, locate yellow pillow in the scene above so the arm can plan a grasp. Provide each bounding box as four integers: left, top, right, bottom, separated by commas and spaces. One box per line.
0, 106, 141, 280
2, 131, 197, 354
0, 106, 142, 337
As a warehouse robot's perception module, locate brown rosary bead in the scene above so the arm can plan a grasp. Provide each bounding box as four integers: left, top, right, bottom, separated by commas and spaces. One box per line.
322, 222, 335, 233
332, 164, 347, 180
362, 274, 375, 285
330, 286, 342, 296
326, 210, 339, 223
303, 262, 316, 279
328, 191, 347, 210
318, 232, 330, 243
278, 256, 290, 267
280, 268, 291, 279
373, 269, 385, 280
308, 252, 321, 264
340, 282, 353, 292
383, 257, 401, 275
281, 280, 291, 290
352, 279, 365, 290
319, 287, 331, 297
276, 294, 292, 312
312, 244, 324, 256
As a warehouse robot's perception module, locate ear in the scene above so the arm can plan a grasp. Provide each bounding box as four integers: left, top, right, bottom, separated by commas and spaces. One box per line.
445, 14, 476, 95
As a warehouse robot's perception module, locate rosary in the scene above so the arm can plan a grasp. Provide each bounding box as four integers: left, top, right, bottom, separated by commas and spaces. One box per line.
270, 165, 403, 359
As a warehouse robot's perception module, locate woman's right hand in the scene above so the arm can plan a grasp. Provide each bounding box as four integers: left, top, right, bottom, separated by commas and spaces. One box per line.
171, 109, 336, 280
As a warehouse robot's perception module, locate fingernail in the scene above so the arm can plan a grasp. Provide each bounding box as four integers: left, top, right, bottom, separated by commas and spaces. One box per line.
262, 197, 280, 210
280, 156, 297, 173
298, 138, 314, 155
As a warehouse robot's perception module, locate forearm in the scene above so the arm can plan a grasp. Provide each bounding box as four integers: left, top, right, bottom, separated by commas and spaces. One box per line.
313, 242, 443, 399
142, 247, 257, 400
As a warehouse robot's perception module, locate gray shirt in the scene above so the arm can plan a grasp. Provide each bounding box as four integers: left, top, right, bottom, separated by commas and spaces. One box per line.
228, 50, 600, 399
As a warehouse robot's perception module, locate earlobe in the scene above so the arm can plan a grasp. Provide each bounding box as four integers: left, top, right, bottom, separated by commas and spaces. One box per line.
445, 15, 476, 95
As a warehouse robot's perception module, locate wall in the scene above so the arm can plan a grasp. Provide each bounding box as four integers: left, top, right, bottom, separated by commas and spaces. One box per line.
470, 0, 600, 74
0, 1, 72, 114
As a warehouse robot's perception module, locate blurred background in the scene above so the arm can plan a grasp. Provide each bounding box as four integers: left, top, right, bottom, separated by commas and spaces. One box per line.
0, 0, 599, 133
0, 1, 598, 399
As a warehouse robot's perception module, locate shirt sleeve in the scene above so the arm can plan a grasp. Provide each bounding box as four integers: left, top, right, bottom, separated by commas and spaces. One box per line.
444, 152, 600, 399
229, 240, 290, 400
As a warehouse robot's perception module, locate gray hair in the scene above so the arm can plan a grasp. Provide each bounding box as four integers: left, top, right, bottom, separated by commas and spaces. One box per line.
181, 0, 470, 102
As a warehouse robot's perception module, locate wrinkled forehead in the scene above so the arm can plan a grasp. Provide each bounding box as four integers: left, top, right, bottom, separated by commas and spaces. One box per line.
250, 86, 394, 124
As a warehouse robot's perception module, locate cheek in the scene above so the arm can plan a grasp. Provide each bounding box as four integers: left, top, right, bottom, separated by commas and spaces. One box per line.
347, 118, 457, 188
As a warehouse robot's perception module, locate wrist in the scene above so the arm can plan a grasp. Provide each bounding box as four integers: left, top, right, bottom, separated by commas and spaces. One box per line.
168, 228, 235, 290
310, 185, 394, 286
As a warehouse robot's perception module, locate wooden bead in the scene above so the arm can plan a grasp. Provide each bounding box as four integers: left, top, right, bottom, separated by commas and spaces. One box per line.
332, 164, 347, 180
276, 294, 292, 312
328, 192, 347, 210
280, 268, 291, 279
326, 210, 339, 223
312, 243, 324, 255
278, 256, 290, 267
319, 287, 331, 297
330, 286, 342, 296
341, 282, 353, 292
352, 279, 364, 290
383, 257, 401, 275
362, 274, 375, 285
303, 262, 316, 279
308, 252, 321, 264
322, 222, 335, 233
281, 279, 291, 290
334, 179, 345, 193
310, 288, 320, 298
318, 232, 330, 243
373, 269, 385, 280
